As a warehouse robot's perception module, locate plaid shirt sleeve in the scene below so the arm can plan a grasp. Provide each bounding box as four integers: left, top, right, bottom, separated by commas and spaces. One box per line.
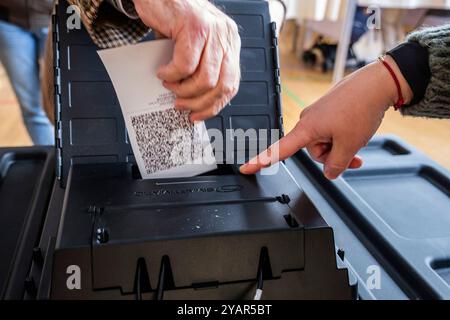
68, 0, 150, 48
106, 0, 139, 19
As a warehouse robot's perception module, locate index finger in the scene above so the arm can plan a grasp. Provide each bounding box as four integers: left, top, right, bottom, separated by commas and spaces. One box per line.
239, 123, 312, 175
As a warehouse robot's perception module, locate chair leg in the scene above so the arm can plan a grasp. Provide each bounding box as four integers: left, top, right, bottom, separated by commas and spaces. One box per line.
333, 0, 357, 83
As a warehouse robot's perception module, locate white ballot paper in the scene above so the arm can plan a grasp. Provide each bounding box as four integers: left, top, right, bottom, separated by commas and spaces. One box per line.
98, 40, 217, 179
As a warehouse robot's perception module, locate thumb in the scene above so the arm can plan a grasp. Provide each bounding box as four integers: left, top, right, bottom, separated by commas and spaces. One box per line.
323, 142, 356, 180
240, 123, 312, 175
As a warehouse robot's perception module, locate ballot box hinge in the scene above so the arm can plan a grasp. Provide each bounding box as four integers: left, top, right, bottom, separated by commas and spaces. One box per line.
270, 22, 284, 139
53, 8, 63, 181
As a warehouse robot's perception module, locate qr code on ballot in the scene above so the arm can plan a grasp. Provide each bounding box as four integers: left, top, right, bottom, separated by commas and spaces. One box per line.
130, 109, 203, 175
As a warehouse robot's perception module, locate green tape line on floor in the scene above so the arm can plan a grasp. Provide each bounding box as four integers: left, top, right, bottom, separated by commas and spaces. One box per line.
281, 84, 308, 109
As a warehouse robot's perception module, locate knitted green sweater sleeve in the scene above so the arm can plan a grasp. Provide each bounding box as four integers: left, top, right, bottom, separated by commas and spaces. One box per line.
402, 24, 450, 119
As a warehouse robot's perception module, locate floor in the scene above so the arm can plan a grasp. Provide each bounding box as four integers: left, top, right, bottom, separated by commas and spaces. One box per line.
0, 62, 33, 147
0, 24, 449, 170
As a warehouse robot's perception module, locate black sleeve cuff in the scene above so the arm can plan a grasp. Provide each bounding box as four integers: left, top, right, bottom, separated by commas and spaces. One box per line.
387, 42, 431, 106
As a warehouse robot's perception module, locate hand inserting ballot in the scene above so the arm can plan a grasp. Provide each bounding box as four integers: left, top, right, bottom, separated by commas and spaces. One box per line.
133, 0, 242, 123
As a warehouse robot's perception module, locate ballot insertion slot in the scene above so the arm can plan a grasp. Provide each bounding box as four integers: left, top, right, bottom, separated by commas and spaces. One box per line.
130, 163, 240, 180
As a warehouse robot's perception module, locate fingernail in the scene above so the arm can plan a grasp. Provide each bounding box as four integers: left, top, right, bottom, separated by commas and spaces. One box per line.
239, 164, 248, 173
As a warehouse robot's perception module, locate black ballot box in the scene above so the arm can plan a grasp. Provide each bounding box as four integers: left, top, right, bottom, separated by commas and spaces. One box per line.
44, 0, 356, 299
2, 0, 450, 301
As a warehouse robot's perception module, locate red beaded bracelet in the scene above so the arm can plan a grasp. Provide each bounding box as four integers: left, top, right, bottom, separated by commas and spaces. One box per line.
378, 55, 405, 110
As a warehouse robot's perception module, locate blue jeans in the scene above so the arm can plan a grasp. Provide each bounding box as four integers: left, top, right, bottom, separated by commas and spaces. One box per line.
0, 20, 54, 145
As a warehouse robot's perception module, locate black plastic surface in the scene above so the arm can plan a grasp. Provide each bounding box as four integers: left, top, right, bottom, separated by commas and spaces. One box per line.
45, 0, 356, 300
0, 147, 54, 299
56, 164, 306, 291
290, 135, 450, 299
26, 181, 65, 300
49, 163, 356, 299
54, 0, 283, 186
58, 164, 304, 247
344, 166, 450, 239
3, 0, 448, 301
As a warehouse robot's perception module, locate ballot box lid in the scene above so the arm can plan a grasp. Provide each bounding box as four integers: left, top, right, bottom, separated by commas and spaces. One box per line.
53, 0, 283, 186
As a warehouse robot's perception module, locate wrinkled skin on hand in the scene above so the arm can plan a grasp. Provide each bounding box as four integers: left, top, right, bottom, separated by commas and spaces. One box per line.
133, 0, 241, 122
